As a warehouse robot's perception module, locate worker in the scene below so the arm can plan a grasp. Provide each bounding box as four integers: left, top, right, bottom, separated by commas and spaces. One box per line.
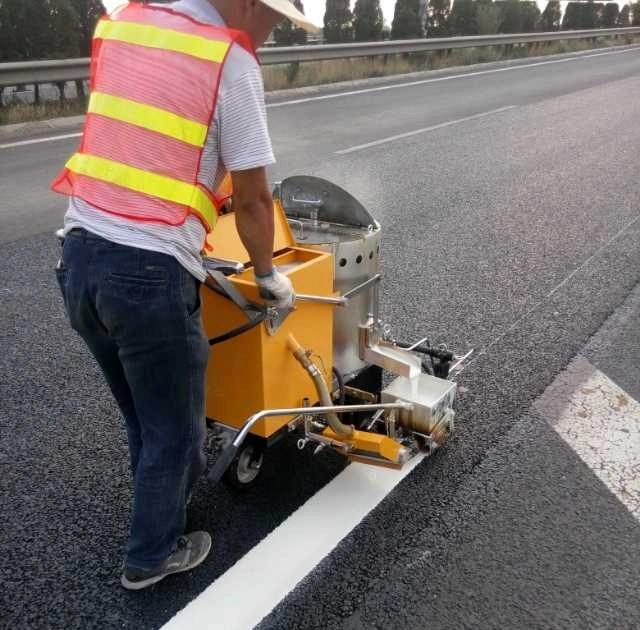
52, 0, 319, 590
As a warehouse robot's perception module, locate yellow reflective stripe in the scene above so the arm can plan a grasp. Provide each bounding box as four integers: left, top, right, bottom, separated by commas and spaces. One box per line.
88, 92, 207, 147
67, 153, 216, 228
94, 20, 229, 63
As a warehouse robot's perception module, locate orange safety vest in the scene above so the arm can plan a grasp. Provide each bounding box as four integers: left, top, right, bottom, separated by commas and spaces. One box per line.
52, 3, 252, 231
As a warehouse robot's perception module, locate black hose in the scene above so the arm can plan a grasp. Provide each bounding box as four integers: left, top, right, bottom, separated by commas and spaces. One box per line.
397, 342, 455, 362
332, 367, 346, 406
205, 282, 266, 346
208, 313, 265, 346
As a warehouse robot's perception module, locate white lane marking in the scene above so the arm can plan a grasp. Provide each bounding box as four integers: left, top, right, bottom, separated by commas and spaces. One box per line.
162, 455, 425, 630
267, 46, 640, 109
335, 105, 515, 154
540, 361, 640, 520
4, 45, 639, 151
0, 132, 82, 150
465, 212, 640, 372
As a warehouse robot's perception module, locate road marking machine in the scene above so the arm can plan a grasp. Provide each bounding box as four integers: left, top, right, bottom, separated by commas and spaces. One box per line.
204, 176, 472, 489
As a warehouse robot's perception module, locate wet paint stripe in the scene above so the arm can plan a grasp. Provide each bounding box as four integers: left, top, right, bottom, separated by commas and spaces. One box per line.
161, 455, 425, 630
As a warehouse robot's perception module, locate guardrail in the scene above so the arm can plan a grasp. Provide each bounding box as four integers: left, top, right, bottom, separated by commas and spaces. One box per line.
1, 27, 640, 89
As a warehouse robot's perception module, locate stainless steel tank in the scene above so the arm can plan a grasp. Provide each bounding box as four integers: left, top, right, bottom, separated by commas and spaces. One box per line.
274, 176, 381, 378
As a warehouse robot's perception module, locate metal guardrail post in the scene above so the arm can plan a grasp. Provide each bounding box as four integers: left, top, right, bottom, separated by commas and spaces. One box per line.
1, 28, 639, 89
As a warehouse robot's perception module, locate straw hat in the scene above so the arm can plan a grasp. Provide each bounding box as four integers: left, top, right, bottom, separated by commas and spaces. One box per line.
258, 0, 321, 32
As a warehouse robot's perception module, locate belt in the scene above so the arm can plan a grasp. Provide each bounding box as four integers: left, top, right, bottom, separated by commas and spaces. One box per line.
67, 227, 104, 240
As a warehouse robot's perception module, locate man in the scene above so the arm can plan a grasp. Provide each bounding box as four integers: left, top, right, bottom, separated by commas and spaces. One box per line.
53, 0, 319, 590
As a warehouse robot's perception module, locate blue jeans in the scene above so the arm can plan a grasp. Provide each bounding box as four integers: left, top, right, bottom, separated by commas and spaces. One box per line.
56, 229, 210, 569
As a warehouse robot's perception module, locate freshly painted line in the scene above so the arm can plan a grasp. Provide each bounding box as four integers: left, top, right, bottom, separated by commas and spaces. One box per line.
0, 132, 81, 150
162, 454, 425, 630
335, 105, 516, 154
536, 357, 640, 521
267, 46, 640, 109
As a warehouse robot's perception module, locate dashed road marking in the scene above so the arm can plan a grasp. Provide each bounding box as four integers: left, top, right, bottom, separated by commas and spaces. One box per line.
535, 356, 640, 521
267, 46, 640, 109
335, 106, 515, 154
3, 46, 639, 151
0, 132, 82, 150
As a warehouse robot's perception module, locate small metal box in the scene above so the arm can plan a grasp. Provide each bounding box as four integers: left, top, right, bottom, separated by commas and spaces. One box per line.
381, 374, 457, 433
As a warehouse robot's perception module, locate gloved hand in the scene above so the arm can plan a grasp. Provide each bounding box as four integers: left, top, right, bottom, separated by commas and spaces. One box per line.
255, 268, 295, 309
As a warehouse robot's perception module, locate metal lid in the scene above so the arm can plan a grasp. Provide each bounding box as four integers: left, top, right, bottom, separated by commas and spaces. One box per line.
274, 176, 376, 229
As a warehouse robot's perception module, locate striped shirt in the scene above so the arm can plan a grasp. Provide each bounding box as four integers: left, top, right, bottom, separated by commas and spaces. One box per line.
63, 0, 275, 281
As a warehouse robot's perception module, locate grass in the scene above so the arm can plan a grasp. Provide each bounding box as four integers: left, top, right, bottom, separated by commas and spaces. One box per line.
2, 33, 639, 125
0, 97, 88, 126
261, 33, 640, 91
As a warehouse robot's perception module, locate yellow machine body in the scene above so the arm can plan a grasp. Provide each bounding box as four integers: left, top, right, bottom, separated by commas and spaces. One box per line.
201, 201, 335, 438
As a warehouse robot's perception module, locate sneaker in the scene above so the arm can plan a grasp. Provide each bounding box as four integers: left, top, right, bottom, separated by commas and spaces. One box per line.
121, 531, 212, 591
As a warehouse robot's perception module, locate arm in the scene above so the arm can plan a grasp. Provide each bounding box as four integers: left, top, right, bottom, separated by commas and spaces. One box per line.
230, 166, 274, 277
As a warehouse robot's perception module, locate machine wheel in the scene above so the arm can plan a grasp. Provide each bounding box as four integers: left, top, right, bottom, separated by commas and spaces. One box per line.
223, 442, 265, 491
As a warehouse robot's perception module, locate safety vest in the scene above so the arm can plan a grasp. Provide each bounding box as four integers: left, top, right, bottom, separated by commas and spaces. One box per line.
52, 3, 253, 231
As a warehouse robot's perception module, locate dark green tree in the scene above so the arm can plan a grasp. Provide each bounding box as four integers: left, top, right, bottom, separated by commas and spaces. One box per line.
273, 0, 308, 45
565, 1, 603, 28
49, 0, 82, 59
392, 0, 424, 38
499, 0, 524, 33
632, 1, 640, 24
562, 2, 580, 27
602, 2, 620, 25
324, 0, 353, 42
616, 3, 631, 24
0, 0, 51, 61
353, 0, 384, 41
426, 0, 451, 36
476, 1, 500, 33
448, 0, 478, 34
68, 0, 105, 55
520, 1, 541, 30
540, 1, 561, 30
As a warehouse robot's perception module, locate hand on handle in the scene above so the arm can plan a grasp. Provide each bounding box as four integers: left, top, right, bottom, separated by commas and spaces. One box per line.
255, 269, 295, 309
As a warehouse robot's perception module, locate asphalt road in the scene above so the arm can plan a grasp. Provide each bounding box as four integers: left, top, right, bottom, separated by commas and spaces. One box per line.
1, 46, 640, 629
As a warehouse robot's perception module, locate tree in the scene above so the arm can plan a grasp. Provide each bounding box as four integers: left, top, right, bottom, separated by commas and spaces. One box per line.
602, 2, 620, 25
68, 0, 105, 55
392, 0, 424, 38
49, 0, 82, 59
476, 1, 500, 33
521, 1, 541, 31
353, 0, 384, 41
499, 0, 524, 33
564, 1, 604, 28
617, 4, 631, 24
273, 0, 308, 45
0, 0, 51, 61
540, 1, 561, 30
448, 0, 478, 35
633, 1, 640, 24
426, 0, 451, 36
324, 0, 353, 43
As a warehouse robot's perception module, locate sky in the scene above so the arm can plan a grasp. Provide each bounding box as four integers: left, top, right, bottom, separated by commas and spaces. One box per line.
100, 1, 400, 26
101, 1, 618, 28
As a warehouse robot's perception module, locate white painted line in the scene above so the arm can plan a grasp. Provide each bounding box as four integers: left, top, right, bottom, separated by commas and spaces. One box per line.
3, 46, 638, 151
267, 46, 640, 109
0, 132, 82, 150
544, 363, 640, 520
466, 212, 640, 371
335, 105, 516, 155
162, 454, 425, 630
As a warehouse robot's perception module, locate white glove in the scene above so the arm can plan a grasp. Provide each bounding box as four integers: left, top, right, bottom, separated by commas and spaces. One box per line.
255, 268, 295, 309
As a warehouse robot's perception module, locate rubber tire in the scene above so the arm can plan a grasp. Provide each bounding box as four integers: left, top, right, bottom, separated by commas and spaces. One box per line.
222, 442, 264, 492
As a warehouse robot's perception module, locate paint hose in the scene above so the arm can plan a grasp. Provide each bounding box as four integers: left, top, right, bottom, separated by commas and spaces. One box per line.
287, 334, 354, 437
